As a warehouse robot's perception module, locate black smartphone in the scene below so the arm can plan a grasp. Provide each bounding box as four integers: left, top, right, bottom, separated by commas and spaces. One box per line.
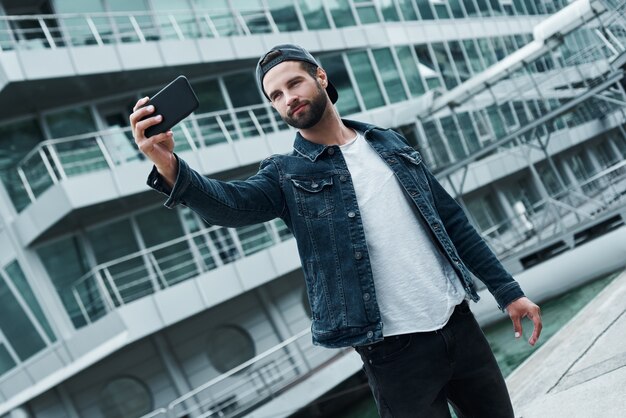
140, 75, 199, 138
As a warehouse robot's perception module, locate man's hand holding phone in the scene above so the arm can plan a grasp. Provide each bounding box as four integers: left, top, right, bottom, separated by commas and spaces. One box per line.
130, 97, 178, 187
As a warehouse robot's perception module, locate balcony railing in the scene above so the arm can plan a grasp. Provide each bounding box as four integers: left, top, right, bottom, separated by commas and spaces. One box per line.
70, 218, 293, 327
478, 160, 626, 260
0, 2, 561, 52
141, 328, 352, 418
15, 102, 290, 206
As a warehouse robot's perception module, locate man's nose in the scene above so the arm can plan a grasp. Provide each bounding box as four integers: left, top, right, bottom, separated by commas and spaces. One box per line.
285, 91, 299, 107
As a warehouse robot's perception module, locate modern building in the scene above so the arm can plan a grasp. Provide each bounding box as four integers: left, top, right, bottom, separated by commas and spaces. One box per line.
1, 0, 625, 417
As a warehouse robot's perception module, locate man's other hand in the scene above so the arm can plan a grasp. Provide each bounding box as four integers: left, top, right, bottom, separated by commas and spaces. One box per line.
506, 297, 542, 346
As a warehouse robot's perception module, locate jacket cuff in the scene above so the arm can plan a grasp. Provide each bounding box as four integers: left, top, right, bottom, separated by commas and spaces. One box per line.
146, 154, 191, 208
494, 281, 526, 311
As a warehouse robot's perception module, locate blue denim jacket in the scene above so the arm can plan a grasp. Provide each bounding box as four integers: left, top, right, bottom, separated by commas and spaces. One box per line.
149, 119, 524, 348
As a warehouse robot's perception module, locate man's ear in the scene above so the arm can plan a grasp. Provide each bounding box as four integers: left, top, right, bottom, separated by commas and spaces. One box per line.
316, 67, 328, 87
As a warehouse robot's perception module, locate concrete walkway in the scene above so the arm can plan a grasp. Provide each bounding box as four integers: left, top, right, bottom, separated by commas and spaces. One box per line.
506, 269, 626, 417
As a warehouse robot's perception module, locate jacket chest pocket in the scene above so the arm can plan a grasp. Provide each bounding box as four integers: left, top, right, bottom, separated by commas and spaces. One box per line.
290, 177, 334, 218
396, 149, 430, 190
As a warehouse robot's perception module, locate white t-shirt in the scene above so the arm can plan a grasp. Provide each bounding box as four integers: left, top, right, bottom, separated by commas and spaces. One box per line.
339, 131, 466, 336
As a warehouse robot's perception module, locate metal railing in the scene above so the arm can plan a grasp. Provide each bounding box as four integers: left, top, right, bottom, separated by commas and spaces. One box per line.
141, 328, 352, 418
15, 102, 290, 205
0, 2, 562, 52
478, 160, 626, 259
70, 218, 293, 327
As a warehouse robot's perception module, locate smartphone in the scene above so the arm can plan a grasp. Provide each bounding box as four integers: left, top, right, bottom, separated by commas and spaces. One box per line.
140, 75, 199, 138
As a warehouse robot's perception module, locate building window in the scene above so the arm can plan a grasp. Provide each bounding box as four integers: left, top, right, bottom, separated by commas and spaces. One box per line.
100, 376, 152, 418
207, 326, 256, 374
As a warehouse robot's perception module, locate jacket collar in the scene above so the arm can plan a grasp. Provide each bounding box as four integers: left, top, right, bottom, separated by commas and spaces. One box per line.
292, 119, 377, 162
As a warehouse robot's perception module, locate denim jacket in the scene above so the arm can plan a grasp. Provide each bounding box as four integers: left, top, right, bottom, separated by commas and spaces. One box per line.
148, 119, 525, 348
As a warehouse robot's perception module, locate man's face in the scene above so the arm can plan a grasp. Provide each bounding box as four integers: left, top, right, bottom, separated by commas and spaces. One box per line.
262, 61, 329, 129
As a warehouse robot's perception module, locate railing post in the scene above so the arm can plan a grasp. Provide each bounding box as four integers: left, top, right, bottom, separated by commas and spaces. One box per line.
95, 136, 117, 169
85, 16, 104, 46
46, 144, 67, 180
202, 14, 220, 38
39, 148, 59, 184
94, 269, 116, 311
248, 109, 265, 137
103, 268, 125, 306
129, 15, 147, 42
37, 17, 57, 49
168, 14, 185, 40
17, 167, 36, 203
180, 123, 198, 151
148, 253, 170, 289
73, 287, 92, 325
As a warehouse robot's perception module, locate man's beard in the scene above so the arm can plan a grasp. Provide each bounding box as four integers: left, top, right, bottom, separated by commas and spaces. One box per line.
282, 83, 328, 129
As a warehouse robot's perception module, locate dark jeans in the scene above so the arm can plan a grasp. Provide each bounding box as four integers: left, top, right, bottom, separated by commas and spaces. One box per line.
354, 301, 514, 418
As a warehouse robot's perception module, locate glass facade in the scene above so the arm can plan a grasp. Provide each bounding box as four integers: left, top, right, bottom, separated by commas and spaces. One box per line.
0, 261, 50, 363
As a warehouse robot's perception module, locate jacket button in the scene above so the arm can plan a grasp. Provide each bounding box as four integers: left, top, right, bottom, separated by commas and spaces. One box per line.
355, 251, 363, 260
328, 148, 335, 155
363, 293, 370, 301
348, 211, 356, 218
311, 182, 319, 188
367, 331, 374, 338
340, 175, 348, 182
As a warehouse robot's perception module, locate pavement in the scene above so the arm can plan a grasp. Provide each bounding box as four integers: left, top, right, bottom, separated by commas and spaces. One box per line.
506, 268, 626, 417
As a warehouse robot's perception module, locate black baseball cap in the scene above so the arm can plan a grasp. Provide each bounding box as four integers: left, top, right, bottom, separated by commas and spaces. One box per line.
256, 44, 338, 104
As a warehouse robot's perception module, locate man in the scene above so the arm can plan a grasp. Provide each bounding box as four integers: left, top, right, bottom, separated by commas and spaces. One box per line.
130, 44, 542, 418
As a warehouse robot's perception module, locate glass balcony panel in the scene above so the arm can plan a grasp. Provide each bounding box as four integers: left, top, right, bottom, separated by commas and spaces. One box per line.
486, 104, 507, 138
235, 110, 262, 138
0, 18, 15, 51
448, 0, 466, 18
522, 0, 538, 14
196, 115, 228, 146
0, 273, 46, 361
397, 0, 418, 20
37, 236, 91, 328
151, 0, 199, 39
327, 0, 357, 27
462, 0, 479, 17
319, 54, 361, 115
475, 0, 492, 16
347, 51, 385, 109
0, 344, 16, 376
106, 260, 154, 303
209, 228, 241, 264
5, 261, 56, 342
512, 0, 526, 14
379, 0, 400, 21
433, 4, 450, 19
491, 37, 507, 61
108, 0, 156, 41
297, 0, 331, 29
414, 0, 435, 19
372, 48, 407, 103
488, 0, 503, 15
102, 128, 142, 165
73, 277, 108, 324
20, 155, 54, 199
236, 224, 274, 256
356, 5, 380, 24
273, 218, 293, 241
268, 0, 302, 31
395, 46, 426, 97
152, 242, 200, 286
209, 12, 241, 36
55, 138, 108, 177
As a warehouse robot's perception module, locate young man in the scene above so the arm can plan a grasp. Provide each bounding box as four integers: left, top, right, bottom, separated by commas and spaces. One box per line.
130, 44, 542, 418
